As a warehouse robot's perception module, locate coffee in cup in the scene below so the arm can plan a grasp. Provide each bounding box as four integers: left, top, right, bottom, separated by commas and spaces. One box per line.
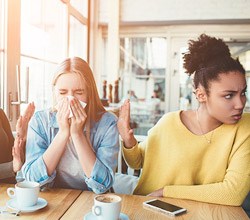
7, 181, 40, 208
92, 194, 121, 220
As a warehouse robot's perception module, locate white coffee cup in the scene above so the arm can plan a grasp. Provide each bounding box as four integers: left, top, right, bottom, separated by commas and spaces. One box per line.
7, 181, 40, 208
92, 194, 122, 220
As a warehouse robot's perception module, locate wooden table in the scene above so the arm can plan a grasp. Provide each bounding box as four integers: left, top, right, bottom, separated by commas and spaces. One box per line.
0, 183, 249, 220
62, 191, 249, 220
0, 183, 81, 219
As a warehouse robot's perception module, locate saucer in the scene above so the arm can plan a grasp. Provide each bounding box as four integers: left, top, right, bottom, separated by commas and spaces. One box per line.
83, 212, 129, 220
6, 197, 47, 213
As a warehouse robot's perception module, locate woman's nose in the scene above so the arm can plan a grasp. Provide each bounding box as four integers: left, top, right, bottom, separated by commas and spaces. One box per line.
234, 96, 246, 110
68, 91, 74, 97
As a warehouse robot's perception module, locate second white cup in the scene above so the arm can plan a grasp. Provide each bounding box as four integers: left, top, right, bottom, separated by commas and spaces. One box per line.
7, 181, 40, 208
92, 194, 122, 220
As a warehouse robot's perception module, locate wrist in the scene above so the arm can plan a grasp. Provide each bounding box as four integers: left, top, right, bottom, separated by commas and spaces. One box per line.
57, 130, 70, 139
123, 137, 137, 148
70, 131, 85, 139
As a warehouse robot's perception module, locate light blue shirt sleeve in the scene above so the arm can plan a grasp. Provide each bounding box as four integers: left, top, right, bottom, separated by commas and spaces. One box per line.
21, 111, 56, 186
85, 117, 119, 193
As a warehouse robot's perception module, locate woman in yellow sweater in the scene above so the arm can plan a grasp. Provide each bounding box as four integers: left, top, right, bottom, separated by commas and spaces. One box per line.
117, 34, 250, 206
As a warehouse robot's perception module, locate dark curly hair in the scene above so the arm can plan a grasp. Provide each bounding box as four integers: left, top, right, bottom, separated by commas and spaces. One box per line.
183, 34, 245, 94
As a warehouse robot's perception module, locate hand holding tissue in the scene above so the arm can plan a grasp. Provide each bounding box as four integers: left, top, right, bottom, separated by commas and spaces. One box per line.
56, 95, 87, 118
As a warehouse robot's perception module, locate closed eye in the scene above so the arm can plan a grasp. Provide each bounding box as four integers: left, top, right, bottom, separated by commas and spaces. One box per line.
75, 92, 84, 95
57, 88, 68, 95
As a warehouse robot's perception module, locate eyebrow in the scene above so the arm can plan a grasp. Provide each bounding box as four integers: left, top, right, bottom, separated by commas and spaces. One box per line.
57, 88, 85, 91
222, 85, 247, 93
75, 89, 85, 91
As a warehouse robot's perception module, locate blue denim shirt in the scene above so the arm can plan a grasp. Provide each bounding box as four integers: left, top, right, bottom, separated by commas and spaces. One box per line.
21, 109, 119, 194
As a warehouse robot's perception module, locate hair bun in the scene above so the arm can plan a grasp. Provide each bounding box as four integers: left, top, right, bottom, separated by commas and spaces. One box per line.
183, 34, 231, 74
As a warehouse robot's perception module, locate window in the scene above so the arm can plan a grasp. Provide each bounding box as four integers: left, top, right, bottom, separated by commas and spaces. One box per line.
68, 0, 89, 61
230, 43, 250, 111
70, 0, 88, 17
0, 0, 5, 107
69, 15, 88, 60
19, 0, 90, 112
20, 0, 65, 111
1, 0, 90, 127
179, 47, 194, 110
119, 37, 167, 135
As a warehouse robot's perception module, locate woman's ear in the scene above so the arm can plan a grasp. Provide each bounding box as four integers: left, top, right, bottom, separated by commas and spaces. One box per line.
195, 87, 207, 103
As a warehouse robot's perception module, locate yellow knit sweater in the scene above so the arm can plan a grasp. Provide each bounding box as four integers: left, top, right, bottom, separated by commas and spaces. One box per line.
123, 111, 250, 206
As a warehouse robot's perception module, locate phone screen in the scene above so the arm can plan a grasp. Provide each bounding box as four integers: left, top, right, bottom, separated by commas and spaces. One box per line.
146, 200, 183, 212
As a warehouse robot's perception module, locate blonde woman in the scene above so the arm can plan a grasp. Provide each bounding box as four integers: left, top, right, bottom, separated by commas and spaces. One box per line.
21, 57, 119, 193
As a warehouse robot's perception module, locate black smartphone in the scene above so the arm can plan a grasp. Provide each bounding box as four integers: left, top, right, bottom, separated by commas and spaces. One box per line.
143, 199, 187, 216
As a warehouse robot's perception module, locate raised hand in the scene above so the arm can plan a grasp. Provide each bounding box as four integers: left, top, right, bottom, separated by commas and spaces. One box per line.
13, 102, 35, 172
16, 102, 35, 141
117, 99, 137, 148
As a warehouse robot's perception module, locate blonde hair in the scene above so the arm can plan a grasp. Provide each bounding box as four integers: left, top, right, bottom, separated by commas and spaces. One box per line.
52, 57, 106, 128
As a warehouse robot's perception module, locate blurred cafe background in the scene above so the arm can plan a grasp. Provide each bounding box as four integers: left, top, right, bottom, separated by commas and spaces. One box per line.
1, 0, 250, 136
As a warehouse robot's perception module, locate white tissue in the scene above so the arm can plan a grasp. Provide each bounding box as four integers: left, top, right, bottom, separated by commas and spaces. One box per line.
67, 95, 87, 118
55, 96, 87, 118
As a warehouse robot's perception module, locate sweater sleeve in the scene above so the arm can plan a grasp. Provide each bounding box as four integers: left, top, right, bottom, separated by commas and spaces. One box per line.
163, 130, 250, 206
122, 114, 167, 170
122, 141, 147, 170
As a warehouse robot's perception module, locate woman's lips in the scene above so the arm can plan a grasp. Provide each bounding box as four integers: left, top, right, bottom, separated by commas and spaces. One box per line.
232, 114, 242, 120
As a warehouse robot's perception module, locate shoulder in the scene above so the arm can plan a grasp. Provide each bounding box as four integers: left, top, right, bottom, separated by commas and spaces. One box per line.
0, 108, 7, 118
92, 112, 119, 139
0, 109, 10, 125
0, 109, 4, 120
240, 112, 250, 122
156, 110, 180, 125
33, 109, 52, 120
31, 109, 56, 127
91, 111, 118, 132
98, 111, 118, 124
148, 111, 180, 134
236, 113, 250, 129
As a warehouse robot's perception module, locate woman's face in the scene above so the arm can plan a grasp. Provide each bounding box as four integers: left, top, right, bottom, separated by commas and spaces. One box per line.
206, 71, 247, 124
54, 73, 88, 103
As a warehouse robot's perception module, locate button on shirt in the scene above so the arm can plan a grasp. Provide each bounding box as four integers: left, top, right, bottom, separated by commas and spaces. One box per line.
21, 109, 119, 194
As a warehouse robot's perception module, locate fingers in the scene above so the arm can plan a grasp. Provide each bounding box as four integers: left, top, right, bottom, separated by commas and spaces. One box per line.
69, 99, 87, 134
56, 98, 70, 132
128, 129, 134, 135
23, 102, 35, 120
12, 137, 25, 173
17, 102, 35, 131
16, 116, 22, 129
70, 98, 87, 118
12, 137, 24, 157
16, 116, 25, 139
119, 99, 130, 119
58, 98, 70, 118
16, 102, 36, 138
13, 136, 22, 147
118, 101, 131, 120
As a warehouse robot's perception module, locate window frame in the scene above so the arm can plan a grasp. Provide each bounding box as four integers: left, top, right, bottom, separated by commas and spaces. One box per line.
1, 0, 90, 129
